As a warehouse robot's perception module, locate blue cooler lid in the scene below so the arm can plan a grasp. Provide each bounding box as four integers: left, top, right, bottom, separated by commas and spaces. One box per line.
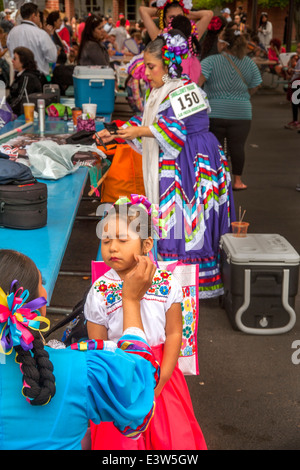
73, 66, 115, 80
220, 234, 300, 265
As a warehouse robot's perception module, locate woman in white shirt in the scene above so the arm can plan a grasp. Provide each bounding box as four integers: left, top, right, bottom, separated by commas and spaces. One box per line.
257, 12, 273, 50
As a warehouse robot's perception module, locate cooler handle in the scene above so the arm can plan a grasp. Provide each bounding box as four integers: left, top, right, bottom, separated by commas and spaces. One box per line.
235, 269, 296, 335
89, 79, 105, 88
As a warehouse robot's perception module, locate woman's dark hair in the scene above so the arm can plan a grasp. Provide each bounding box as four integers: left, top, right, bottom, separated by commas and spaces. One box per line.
259, 12, 268, 28
144, 28, 187, 78
0, 249, 56, 406
46, 10, 60, 26
78, 14, 103, 62
200, 15, 227, 60
221, 28, 248, 59
13, 46, 37, 70
169, 15, 201, 57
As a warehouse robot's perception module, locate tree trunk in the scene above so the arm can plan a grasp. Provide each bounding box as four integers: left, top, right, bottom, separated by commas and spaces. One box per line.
294, 2, 300, 42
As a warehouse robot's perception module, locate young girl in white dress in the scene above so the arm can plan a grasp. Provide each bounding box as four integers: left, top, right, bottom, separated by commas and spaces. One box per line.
84, 195, 207, 450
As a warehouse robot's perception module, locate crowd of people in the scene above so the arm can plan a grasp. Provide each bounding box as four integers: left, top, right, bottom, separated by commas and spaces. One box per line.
0, 0, 299, 451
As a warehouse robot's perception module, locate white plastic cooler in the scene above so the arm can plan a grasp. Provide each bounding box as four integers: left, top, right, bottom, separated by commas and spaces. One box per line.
72, 66, 115, 117
220, 234, 300, 335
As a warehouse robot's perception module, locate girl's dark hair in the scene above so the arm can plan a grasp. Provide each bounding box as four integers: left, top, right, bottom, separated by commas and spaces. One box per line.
78, 14, 103, 62
221, 28, 248, 59
144, 28, 187, 78
13, 46, 37, 70
0, 249, 56, 406
170, 15, 201, 57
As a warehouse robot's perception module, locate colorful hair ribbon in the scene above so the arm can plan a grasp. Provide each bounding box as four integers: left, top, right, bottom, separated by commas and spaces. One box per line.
161, 32, 189, 77
114, 194, 168, 240
0, 281, 49, 355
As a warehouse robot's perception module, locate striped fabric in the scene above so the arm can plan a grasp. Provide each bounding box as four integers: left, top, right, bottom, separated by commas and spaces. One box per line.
200, 53, 262, 120
71, 339, 104, 351
117, 337, 160, 385
122, 78, 235, 298
117, 337, 160, 438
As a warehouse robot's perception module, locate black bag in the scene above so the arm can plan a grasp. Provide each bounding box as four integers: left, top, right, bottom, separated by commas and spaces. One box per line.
24, 92, 60, 109
44, 288, 90, 346
0, 182, 47, 229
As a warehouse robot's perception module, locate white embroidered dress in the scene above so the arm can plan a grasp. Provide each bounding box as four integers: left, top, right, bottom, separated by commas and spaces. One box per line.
84, 268, 183, 346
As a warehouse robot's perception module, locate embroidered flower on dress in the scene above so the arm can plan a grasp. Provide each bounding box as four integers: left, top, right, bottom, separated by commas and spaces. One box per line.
99, 284, 107, 292
159, 285, 169, 295
106, 293, 116, 304
185, 311, 193, 325
160, 271, 171, 279
182, 325, 192, 338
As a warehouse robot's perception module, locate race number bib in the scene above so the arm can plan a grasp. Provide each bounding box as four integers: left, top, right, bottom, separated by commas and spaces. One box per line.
169, 83, 208, 120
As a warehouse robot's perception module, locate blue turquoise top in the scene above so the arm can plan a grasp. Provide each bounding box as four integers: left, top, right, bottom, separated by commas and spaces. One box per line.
201, 53, 262, 120
0, 335, 159, 450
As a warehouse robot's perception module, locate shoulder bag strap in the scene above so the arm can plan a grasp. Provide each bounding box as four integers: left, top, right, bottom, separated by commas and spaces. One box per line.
222, 52, 250, 96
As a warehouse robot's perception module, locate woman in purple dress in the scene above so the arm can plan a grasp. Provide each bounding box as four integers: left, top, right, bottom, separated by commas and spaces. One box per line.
96, 29, 235, 298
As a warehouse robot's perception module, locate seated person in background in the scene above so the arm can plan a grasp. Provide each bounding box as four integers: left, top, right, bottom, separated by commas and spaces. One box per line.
104, 29, 119, 56
0, 27, 8, 58
7, 46, 42, 115
286, 48, 300, 82
268, 38, 286, 78
123, 32, 144, 57
66, 41, 79, 65
52, 41, 76, 95
0, 27, 11, 86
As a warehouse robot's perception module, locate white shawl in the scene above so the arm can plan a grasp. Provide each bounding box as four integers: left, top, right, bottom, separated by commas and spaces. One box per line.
141, 79, 182, 204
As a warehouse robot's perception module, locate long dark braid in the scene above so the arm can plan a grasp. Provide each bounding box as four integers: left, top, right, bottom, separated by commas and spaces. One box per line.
0, 249, 56, 406
15, 330, 56, 406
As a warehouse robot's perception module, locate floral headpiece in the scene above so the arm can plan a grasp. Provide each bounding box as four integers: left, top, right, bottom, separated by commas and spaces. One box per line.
156, 0, 193, 30
114, 194, 168, 240
161, 32, 189, 77
0, 281, 49, 355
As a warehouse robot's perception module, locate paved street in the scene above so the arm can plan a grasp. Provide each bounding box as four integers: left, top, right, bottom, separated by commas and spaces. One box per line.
48, 83, 300, 450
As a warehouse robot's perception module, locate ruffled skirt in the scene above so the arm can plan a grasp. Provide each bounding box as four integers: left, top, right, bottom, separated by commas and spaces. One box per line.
90, 344, 207, 450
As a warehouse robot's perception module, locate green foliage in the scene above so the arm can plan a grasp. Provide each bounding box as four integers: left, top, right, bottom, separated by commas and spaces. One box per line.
193, 0, 289, 9
258, 0, 288, 7
192, 0, 228, 9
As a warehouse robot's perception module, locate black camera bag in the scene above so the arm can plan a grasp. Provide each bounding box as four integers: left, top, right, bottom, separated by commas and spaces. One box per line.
0, 160, 47, 229
0, 182, 47, 229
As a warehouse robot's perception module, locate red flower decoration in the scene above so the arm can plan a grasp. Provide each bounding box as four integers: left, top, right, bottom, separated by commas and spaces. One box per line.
208, 16, 223, 32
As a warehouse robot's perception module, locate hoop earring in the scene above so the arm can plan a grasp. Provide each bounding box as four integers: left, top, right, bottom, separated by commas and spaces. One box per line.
162, 73, 170, 83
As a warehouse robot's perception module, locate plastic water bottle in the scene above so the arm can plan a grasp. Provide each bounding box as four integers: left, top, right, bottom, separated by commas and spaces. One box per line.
37, 99, 45, 134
